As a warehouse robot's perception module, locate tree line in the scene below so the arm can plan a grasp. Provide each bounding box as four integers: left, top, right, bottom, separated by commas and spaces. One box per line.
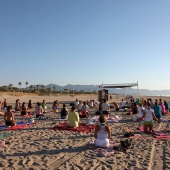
0, 82, 97, 95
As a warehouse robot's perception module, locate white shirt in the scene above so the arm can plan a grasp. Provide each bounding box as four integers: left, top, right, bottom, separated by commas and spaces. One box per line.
74, 101, 79, 106
137, 107, 145, 118
120, 101, 125, 108
144, 108, 153, 121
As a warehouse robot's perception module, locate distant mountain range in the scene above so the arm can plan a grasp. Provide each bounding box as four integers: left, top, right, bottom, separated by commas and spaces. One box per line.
37, 84, 170, 96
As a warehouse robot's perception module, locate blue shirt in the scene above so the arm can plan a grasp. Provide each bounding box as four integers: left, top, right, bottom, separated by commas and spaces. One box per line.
152, 105, 162, 118
164, 101, 169, 110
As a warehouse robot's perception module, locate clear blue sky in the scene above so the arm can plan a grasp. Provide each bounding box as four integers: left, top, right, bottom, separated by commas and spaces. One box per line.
0, 0, 170, 90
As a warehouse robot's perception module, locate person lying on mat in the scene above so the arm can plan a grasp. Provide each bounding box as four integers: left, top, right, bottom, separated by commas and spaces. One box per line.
21, 102, 29, 115
60, 104, 69, 119
80, 101, 89, 118
68, 106, 79, 127
15, 99, 21, 111
35, 102, 44, 118
94, 115, 111, 148
101, 99, 110, 118
4, 106, 16, 126
52, 100, 59, 113
139, 102, 160, 134
28, 100, 34, 109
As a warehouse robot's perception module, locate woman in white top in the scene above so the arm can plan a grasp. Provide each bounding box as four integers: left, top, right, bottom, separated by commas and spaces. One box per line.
139, 102, 160, 133
136, 103, 145, 121
94, 115, 111, 148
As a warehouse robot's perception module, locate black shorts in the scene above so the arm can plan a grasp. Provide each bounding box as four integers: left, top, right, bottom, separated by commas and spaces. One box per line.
5, 121, 15, 126
102, 111, 109, 115
21, 111, 27, 115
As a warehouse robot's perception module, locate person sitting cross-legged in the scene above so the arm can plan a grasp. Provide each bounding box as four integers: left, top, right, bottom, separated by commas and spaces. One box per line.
94, 115, 111, 148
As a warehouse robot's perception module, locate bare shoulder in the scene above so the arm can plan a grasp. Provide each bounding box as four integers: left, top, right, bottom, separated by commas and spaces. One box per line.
95, 124, 100, 130
105, 125, 110, 130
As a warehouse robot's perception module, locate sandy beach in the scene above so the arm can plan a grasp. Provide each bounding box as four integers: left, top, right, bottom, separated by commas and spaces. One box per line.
0, 93, 170, 170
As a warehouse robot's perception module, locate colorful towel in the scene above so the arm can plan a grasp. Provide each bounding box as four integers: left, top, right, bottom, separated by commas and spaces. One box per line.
52, 122, 96, 133
0, 122, 35, 130
86, 139, 114, 157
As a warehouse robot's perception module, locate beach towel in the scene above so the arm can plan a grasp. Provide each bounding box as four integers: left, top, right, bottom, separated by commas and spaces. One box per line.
52, 122, 96, 133
86, 139, 114, 157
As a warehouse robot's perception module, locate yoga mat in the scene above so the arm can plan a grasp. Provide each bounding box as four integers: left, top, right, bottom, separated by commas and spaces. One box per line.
0, 122, 34, 130
138, 126, 170, 139
86, 139, 114, 157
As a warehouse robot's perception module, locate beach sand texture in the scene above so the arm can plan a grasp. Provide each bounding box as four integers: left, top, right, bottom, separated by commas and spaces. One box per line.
0, 93, 170, 170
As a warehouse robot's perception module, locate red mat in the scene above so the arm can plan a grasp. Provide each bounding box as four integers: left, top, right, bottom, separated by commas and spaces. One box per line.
138, 126, 170, 139
52, 122, 96, 133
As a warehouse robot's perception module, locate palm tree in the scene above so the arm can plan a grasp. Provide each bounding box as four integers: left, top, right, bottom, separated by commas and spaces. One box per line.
29, 85, 34, 92
18, 82, 22, 91
8, 84, 13, 91
25, 82, 29, 91
41, 85, 45, 90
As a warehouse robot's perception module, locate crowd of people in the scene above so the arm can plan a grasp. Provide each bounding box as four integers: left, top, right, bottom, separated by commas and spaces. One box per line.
0, 97, 169, 148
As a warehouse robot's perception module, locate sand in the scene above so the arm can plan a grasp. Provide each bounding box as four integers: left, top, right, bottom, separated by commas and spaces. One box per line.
0, 93, 170, 170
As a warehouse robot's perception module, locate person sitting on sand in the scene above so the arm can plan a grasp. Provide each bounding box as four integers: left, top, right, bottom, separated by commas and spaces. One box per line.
94, 115, 111, 148
35, 102, 44, 118
2, 99, 7, 109
131, 102, 138, 114
152, 102, 162, 120
74, 99, 79, 108
164, 100, 169, 114
136, 103, 145, 121
80, 101, 89, 118
159, 101, 166, 116
42, 100, 47, 113
101, 99, 110, 118
113, 102, 119, 111
120, 99, 126, 110
21, 102, 29, 115
68, 106, 79, 127
60, 104, 69, 119
28, 100, 34, 109
15, 99, 21, 111
4, 106, 16, 126
52, 100, 59, 112
139, 102, 160, 133
77, 101, 83, 113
